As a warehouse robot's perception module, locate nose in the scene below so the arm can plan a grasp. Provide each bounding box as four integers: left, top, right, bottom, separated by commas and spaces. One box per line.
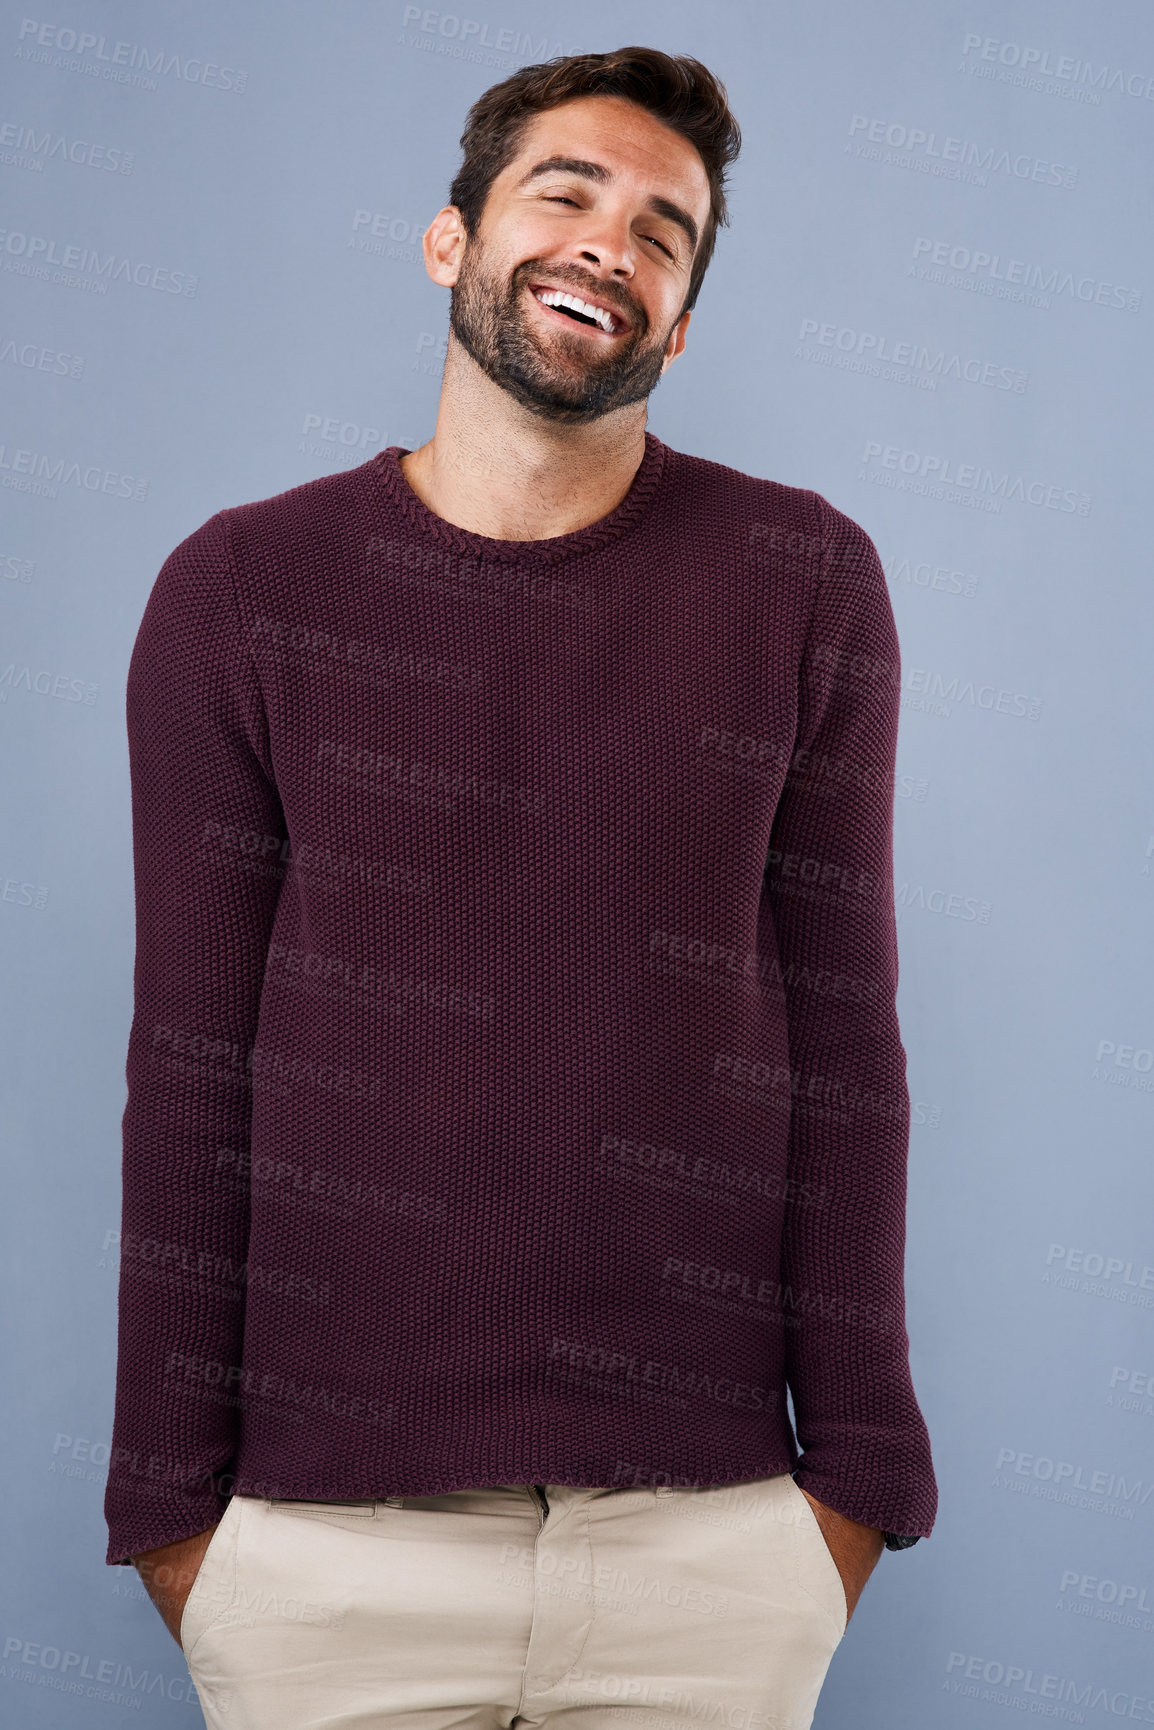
568, 205, 637, 282
576, 242, 631, 277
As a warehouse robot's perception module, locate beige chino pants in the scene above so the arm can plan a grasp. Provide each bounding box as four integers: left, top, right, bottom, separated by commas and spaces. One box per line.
179, 1471, 849, 1730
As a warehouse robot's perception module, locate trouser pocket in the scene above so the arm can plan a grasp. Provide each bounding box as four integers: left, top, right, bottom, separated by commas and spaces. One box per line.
179, 1496, 245, 1659
785, 1477, 849, 1639
266, 1498, 379, 1518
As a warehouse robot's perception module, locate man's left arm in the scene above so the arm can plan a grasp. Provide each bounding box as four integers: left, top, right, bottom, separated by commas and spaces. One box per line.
763, 494, 938, 1571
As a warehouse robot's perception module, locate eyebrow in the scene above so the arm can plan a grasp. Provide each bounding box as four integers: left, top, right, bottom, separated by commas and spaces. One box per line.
514, 155, 699, 260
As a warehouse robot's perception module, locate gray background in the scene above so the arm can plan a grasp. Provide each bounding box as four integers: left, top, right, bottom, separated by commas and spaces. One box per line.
2, 1, 1152, 1724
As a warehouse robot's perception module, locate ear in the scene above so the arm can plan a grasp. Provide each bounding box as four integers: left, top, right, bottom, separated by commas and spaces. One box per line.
421, 207, 468, 288
659, 309, 692, 376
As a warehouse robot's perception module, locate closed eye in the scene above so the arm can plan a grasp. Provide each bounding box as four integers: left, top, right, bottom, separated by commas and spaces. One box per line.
543, 196, 674, 258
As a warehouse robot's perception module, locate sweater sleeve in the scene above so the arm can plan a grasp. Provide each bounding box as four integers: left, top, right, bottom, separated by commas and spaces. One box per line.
104, 510, 287, 1566
765, 494, 937, 1539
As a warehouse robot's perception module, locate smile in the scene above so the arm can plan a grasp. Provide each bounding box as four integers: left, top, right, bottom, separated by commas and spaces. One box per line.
528, 282, 627, 336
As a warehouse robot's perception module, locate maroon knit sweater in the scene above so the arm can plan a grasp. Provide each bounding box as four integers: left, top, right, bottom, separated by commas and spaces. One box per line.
104, 430, 937, 1565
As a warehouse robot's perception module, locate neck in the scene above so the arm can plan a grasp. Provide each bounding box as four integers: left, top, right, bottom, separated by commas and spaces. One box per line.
399, 334, 649, 541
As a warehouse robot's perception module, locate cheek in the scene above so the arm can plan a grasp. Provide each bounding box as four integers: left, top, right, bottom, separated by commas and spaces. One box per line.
509, 218, 570, 265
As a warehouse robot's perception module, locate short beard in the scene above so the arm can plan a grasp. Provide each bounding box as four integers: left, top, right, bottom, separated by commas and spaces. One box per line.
448, 233, 674, 426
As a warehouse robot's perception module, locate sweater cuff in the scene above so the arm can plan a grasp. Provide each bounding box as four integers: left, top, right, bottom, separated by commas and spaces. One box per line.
104, 1482, 230, 1568
791, 1452, 937, 1541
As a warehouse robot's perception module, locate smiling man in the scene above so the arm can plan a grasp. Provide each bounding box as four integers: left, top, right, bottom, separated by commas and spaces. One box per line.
107, 44, 937, 1730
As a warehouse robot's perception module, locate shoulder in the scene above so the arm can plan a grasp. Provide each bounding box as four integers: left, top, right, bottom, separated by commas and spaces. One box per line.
657, 442, 880, 583
149, 458, 386, 628
216, 459, 379, 566
807, 490, 884, 577
660, 439, 825, 557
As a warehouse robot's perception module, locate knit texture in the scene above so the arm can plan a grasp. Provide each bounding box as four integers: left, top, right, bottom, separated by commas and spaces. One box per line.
104, 430, 938, 1565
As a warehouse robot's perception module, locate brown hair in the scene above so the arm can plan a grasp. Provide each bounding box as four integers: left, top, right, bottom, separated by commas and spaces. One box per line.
447, 46, 742, 317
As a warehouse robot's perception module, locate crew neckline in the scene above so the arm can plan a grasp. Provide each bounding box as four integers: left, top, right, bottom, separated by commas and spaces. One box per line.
367, 429, 668, 565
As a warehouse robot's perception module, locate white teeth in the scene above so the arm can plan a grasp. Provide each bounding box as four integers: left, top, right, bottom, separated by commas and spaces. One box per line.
533, 287, 616, 334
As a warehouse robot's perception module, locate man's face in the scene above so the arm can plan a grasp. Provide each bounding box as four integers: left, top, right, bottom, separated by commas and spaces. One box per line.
445, 95, 712, 425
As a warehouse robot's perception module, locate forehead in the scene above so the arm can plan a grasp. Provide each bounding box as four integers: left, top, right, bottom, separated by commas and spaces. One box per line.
501, 94, 711, 215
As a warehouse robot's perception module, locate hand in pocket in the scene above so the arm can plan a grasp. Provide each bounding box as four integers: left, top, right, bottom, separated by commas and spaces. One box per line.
131, 1521, 222, 1646
794, 1484, 884, 1625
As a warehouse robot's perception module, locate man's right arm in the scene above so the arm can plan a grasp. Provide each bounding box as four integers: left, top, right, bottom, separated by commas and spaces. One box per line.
105, 509, 287, 1568
131, 1524, 221, 1645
